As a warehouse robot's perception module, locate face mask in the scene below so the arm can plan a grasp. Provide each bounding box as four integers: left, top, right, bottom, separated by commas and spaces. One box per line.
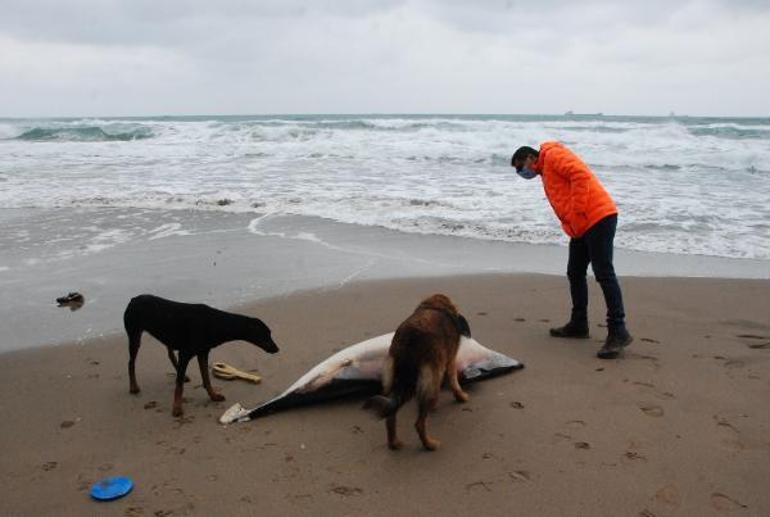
516, 166, 538, 180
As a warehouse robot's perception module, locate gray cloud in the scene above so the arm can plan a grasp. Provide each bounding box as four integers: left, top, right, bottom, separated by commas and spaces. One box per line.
1, 0, 768, 116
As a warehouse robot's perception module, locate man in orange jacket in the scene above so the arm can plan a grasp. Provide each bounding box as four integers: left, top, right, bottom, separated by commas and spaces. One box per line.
511, 141, 632, 359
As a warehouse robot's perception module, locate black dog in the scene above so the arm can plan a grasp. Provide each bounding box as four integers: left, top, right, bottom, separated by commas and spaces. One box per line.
124, 294, 279, 416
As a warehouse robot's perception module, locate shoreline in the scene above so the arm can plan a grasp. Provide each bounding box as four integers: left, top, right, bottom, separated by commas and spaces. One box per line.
4, 271, 770, 357
1, 273, 769, 515
2, 207, 769, 353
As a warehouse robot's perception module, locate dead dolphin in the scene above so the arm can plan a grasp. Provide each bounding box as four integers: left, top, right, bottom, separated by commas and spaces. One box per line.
220, 332, 523, 424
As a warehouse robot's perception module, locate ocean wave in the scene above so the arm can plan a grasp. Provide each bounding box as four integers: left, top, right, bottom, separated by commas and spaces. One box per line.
554, 125, 630, 134
14, 126, 154, 142
687, 125, 770, 140
311, 119, 432, 131
2, 192, 767, 259
643, 164, 682, 171
2, 114, 769, 261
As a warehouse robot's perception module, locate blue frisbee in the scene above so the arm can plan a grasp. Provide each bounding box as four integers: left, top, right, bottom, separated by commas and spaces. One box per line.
89, 476, 133, 501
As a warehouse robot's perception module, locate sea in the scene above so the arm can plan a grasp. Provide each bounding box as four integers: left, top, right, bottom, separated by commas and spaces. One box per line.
1, 114, 769, 350
1, 114, 769, 259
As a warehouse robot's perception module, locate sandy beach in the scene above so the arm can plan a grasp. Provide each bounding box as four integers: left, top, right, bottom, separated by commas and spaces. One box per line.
4, 3, 770, 515
1, 273, 768, 516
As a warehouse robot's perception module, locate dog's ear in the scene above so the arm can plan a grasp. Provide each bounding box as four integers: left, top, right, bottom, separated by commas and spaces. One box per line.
457, 314, 471, 338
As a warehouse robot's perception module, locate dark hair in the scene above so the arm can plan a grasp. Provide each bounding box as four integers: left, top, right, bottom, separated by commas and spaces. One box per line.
511, 146, 539, 170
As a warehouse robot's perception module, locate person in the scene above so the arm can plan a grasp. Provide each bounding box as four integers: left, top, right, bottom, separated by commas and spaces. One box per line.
511, 141, 633, 359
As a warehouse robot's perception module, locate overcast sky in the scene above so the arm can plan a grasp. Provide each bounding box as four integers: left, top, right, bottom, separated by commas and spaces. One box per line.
1, 0, 768, 117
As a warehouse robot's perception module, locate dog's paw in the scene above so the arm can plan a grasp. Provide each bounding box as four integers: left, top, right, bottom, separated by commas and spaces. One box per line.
209, 392, 226, 402
422, 438, 440, 451
388, 439, 404, 450
454, 391, 470, 403
129, 386, 141, 395
172, 406, 184, 417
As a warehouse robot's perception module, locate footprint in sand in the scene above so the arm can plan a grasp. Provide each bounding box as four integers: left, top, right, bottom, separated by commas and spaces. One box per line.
623, 450, 647, 463
477, 311, 488, 316
628, 353, 661, 370
466, 481, 493, 492
41, 461, 58, 471
508, 470, 531, 483
711, 492, 748, 512
714, 415, 740, 434
721, 319, 770, 332
329, 485, 364, 497
124, 507, 145, 516
514, 317, 526, 322
641, 337, 660, 344
553, 421, 589, 448
634, 381, 654, 388
654, 484, 681, 509
747, 341, 770, 350
639, 404, 664, 417
713, 415, 745, 451
736, 333, 769, 340
173, 415, 195, 428
76, 473, 92, 492
633, 381, 676, 401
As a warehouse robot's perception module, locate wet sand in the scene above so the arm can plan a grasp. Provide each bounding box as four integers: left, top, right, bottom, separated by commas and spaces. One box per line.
3, 207, 768, 353
1, 274, 769, 516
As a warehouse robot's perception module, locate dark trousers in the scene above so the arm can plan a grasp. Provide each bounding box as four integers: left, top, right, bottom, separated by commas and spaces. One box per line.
567, 214, 627, 334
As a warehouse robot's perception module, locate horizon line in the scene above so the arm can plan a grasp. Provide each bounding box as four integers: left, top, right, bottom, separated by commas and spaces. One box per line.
2, 112, 769, 120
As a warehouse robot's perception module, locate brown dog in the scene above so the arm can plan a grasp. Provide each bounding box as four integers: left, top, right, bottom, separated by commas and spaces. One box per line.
364, 294, 471, 450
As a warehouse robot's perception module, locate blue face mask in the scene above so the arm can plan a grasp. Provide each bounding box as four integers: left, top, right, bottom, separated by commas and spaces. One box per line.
516, 166, 538, 180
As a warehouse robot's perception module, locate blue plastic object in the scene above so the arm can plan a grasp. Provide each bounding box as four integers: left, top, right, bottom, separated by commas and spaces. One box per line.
89, 476, 133, 501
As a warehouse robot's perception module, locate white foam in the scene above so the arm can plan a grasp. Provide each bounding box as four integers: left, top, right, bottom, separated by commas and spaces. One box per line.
147, 223, 192, 240
1, 115, 769, 260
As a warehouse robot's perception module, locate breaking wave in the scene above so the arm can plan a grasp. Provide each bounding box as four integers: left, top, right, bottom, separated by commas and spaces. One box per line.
15, 126, 154, 142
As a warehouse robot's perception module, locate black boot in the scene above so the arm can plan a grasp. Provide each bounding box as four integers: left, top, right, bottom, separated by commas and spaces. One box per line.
549, 321, 590, 338
597, 329, 633, 359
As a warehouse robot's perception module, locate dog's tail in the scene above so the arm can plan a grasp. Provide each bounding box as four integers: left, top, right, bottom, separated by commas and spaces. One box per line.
363, 363, 414, 419
363, 328, 422, 419
363, 393, 405, 419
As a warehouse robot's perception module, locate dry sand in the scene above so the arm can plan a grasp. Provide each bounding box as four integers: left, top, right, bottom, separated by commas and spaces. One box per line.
1, 274, 769, 516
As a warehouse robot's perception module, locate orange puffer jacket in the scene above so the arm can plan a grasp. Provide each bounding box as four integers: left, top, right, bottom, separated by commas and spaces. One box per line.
534, 141, 618, 238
